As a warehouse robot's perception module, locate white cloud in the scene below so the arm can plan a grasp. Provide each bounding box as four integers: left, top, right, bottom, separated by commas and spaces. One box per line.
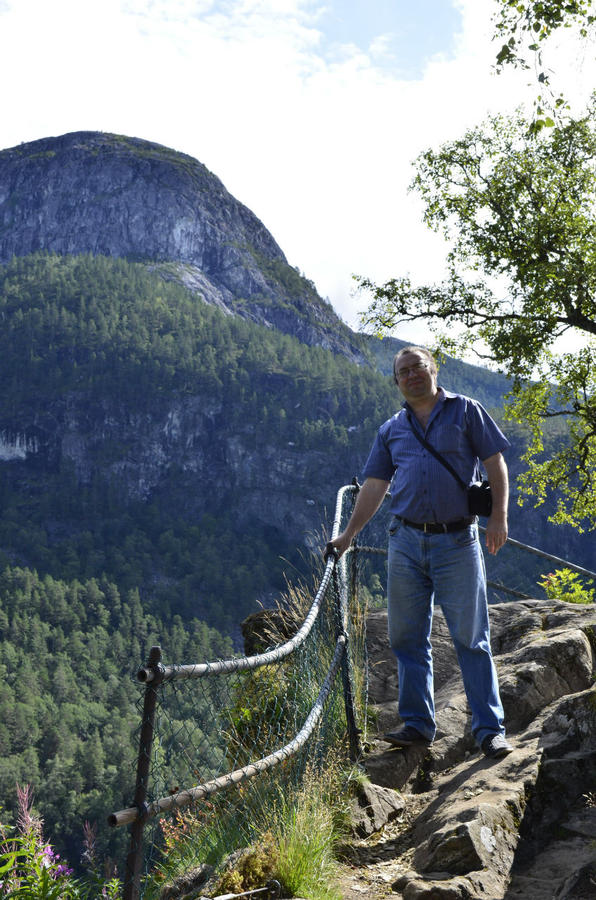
368, 33, 395, 61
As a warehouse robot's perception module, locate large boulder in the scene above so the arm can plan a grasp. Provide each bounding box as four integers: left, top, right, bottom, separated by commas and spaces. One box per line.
356, 599, 596, 899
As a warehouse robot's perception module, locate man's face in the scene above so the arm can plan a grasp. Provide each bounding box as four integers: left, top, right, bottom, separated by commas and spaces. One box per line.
394, 351, 437, 402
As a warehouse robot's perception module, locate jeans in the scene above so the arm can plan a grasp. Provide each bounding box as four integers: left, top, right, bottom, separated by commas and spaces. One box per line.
387, 517, 505, 745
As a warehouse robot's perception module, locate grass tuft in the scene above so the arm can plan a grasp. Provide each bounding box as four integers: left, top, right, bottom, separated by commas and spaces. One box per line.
272, 788, 343, 900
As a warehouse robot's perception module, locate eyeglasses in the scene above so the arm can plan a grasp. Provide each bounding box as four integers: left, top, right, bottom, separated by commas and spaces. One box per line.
395, 361, 430, 380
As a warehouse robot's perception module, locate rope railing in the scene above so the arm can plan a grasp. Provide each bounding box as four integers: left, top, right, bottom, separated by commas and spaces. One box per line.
486, 581, 533, 600
477, 525, 596, 580
110, 483, 363, 900
110, 635, 347, 829
110, 482, 593, 900
137, 551, 337, 685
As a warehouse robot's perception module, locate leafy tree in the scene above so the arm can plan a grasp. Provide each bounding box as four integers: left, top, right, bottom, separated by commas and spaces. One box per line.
358, 100, 596, 530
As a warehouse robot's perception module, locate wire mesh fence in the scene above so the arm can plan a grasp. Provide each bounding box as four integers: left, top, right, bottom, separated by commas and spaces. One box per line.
110, 484, 366, 900
110, 481, 596, 899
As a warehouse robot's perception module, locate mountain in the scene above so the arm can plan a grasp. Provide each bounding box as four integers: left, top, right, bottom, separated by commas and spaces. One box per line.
0, 131, 365, 363
0, 251, 399, 636
0, 131, 592, 635
0, 130, 594, 872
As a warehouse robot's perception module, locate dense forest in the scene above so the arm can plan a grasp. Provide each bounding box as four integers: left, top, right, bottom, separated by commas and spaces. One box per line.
0, 253, 400, 634
0, 252, 389, 439
0, 565, 232, 868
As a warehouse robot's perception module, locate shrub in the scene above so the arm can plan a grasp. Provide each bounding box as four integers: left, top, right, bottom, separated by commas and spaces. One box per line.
538, 568, 595, 605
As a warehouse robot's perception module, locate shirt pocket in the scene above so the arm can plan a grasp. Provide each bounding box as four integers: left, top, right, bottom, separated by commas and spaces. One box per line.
434, 424, 466, 454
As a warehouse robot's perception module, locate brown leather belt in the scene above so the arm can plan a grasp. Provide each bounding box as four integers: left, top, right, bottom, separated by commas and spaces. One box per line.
399, 516, 475, 534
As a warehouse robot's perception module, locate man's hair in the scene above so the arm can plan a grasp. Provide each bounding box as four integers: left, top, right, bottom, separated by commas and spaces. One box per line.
393, 346, 438, 383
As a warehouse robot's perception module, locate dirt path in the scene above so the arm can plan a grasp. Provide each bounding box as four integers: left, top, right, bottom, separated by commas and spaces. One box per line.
336, 792, 433, 900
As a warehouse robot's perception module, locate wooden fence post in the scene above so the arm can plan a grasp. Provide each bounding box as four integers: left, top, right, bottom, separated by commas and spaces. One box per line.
123, 645, 163, 900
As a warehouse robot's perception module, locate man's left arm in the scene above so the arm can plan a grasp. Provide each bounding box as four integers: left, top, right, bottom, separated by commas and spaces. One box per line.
483, 452, 508, 555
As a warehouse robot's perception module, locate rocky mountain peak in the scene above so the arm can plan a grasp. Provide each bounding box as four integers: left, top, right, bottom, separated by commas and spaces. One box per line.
0, 131, 366, 361
0, 131, 281, 268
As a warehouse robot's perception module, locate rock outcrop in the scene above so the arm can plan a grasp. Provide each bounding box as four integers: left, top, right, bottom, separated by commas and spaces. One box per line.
0, 131, 365, 362
343, 599, 596, 899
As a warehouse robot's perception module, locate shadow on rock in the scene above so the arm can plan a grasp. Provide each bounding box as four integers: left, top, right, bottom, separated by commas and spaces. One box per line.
355, 599, 596, 899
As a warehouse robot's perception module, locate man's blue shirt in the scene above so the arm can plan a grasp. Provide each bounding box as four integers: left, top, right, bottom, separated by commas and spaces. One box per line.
361, 389, 510, 523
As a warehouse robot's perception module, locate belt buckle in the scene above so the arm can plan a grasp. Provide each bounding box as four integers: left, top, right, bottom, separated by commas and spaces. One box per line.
423, 522, 430, 533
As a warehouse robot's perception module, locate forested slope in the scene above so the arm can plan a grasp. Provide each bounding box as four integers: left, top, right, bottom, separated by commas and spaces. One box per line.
0, 253, 397, 634
0, 565, 231, 867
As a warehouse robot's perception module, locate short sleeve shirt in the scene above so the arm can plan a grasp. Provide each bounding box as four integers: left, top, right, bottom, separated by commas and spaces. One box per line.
361, 388, 510, 522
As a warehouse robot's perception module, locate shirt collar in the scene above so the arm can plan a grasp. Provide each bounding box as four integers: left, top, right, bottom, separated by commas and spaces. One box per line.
402, 386, 455, 412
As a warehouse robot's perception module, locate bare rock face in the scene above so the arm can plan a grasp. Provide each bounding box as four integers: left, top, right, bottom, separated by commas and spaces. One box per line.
350, 780, 407, 838
0, 134, 282, 284
357, 599, 596, 899
0, 131, 365, 362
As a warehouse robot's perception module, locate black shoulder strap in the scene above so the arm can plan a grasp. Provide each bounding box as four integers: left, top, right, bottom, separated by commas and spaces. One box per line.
406, 412, 467, 491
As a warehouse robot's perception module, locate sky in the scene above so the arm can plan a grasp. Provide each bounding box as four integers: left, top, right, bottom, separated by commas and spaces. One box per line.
0, 0, 595, 341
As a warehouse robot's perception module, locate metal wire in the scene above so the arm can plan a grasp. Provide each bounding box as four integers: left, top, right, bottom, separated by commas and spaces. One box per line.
113, 483, 592, 899
478, 525, 596, 579
111, 636, 347, 827
112, 485, 363, 899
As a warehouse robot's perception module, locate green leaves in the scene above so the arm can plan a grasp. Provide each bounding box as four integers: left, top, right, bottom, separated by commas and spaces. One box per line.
492, 0, 596, 127
494, 0, 595, 51
538, 568, 595, 603
496, 42, 517, 66
359, 101, 596, 529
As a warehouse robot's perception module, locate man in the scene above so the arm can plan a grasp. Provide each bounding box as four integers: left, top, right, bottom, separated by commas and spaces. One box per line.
327, 346, 512, 759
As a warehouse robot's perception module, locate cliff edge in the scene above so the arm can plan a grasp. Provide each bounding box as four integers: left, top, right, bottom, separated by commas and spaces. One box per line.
343, 598, 596, 899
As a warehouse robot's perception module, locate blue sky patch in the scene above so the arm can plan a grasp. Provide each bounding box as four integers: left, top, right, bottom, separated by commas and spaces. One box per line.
315, 0, 462, 78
